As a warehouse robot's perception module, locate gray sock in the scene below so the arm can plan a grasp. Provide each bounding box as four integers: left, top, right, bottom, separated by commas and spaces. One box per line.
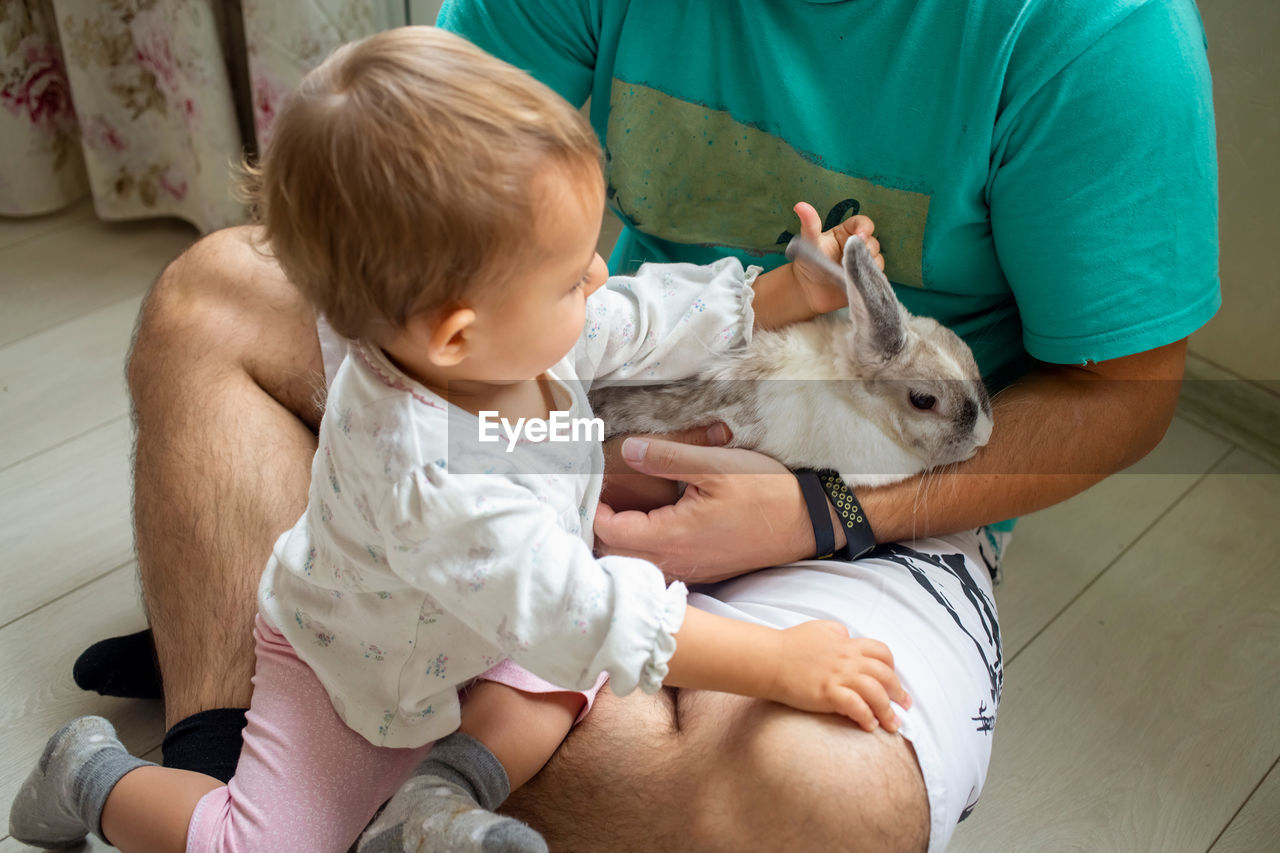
8, 716, 153, 849
411, 731, 511, 811
358, 732, 547, 853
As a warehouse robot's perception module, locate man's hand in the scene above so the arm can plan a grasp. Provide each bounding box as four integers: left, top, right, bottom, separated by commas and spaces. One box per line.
766, 620, 910, 732
595, 437, 817, 582
599, 424, 732, 512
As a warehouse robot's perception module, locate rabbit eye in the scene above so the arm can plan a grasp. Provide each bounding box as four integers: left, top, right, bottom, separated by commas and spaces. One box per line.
908, 391, 937, 411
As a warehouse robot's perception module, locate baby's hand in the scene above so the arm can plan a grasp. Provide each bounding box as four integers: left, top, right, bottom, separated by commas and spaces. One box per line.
767, 619, 910, 732
788, 201, 885, 316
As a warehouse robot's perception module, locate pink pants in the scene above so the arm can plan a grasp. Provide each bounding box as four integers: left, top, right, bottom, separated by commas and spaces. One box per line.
185, 616, 602, 853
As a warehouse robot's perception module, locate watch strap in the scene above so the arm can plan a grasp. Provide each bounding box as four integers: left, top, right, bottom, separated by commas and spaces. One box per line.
794, 470, 836, 559
814, 469, 877, 561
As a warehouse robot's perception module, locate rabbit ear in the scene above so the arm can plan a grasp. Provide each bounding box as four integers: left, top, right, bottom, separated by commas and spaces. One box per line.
785, 234, 846, 283
842, 236, 907, 363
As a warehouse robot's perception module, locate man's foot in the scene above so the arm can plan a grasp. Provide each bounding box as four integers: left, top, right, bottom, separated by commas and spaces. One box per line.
8, 716, 152, 849
358, 776, 547, 853
72, 629, 163, 699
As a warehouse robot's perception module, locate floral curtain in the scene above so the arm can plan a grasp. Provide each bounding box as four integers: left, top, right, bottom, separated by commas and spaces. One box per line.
0, 0, 390, 233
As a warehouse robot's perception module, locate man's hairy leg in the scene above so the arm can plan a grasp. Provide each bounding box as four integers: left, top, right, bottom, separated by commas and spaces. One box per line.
505, 687, 929, 852
127, 226, 324, 728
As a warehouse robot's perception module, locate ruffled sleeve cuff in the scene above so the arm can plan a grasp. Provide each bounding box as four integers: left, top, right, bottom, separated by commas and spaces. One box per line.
737, 264, 761, 349
636, 581, 689, 694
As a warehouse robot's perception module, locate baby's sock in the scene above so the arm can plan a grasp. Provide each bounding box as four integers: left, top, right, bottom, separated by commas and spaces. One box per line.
358, 731, 547, 853
8, 716, 154, 849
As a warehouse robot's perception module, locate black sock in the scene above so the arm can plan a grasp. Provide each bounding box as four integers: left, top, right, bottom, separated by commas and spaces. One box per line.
161, 708, 249, 783
72, 629, 164, 700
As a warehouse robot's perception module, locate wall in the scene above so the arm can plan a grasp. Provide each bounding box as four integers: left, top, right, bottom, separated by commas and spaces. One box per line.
1192, 0, 1280, 383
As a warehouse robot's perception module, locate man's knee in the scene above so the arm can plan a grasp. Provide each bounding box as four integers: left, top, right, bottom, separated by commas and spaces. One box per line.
126, 225, 323, 425
131, 227, 256, 387
682, 693, 930, 851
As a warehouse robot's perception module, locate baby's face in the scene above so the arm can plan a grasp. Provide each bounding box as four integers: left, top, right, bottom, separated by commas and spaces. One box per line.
464, 164, 609, 381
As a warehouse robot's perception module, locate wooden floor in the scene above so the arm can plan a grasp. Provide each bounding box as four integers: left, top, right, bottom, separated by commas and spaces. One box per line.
1, 203, 1277, 852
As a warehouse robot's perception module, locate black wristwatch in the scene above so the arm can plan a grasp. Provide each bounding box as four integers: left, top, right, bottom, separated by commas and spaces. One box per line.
794, 469, 877, 561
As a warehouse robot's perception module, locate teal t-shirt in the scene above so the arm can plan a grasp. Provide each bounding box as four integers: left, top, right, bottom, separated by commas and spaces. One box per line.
440, 0, 1220, 394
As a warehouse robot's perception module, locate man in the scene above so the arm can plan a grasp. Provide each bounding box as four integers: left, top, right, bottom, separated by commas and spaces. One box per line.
93, 0, 1216, 848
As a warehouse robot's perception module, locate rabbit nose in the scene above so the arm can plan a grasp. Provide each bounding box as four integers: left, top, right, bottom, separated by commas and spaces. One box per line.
973, 406, 994, 447
956, 397, 993, 448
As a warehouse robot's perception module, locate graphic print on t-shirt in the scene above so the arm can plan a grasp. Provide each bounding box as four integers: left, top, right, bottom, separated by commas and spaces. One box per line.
605, 80, 930, 288
876, 542, 1003, 734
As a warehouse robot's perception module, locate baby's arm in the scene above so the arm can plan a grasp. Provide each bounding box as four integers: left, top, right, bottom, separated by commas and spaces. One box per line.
582, 202, 883, 385
454, 605, 908, 798
666, 608, 911, 733
444, 611, 906, 816
386, 467, 906, 732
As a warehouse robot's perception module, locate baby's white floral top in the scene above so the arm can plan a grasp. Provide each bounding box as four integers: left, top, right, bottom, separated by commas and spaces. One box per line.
259, 258, 759, 747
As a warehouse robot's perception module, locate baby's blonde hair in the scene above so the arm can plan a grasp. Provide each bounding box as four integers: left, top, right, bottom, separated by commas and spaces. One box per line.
246, 26, 602, 342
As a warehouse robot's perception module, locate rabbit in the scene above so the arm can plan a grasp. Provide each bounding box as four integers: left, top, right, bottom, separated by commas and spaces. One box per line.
588, 234, 994, 488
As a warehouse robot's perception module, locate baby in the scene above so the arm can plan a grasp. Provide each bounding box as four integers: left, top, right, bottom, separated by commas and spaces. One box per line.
10, 26, 908, 853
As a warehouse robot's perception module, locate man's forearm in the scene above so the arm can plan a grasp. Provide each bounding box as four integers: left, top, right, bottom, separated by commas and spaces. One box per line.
859, 341, 1186, 543
591, 341, 1186, 580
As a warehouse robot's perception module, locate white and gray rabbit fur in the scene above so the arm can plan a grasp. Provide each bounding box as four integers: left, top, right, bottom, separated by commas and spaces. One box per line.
589, 236, 994, 488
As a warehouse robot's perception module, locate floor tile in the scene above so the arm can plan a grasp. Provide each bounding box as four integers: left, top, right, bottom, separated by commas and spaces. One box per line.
953, 449, 1280, 852
996, 416, 1232, 659
0, 295, 141, 471
0, 566, 162, 829
0, 418, 133, 627
0, 198, 95, 252
0, 217, 193, 347
1209, 759, 1280, 853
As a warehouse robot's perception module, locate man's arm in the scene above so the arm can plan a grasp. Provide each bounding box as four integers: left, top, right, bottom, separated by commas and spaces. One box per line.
593, 338, 1186, 580
864, 338, 1186, 544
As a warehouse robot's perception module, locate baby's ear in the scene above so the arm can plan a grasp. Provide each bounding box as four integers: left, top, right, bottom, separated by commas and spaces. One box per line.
412, 307, 476, 367
842, 237, 907, 365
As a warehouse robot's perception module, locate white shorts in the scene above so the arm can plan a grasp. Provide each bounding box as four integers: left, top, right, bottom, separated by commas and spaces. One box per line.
319, 318, 1004, 851
689, 529, 1008, 853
